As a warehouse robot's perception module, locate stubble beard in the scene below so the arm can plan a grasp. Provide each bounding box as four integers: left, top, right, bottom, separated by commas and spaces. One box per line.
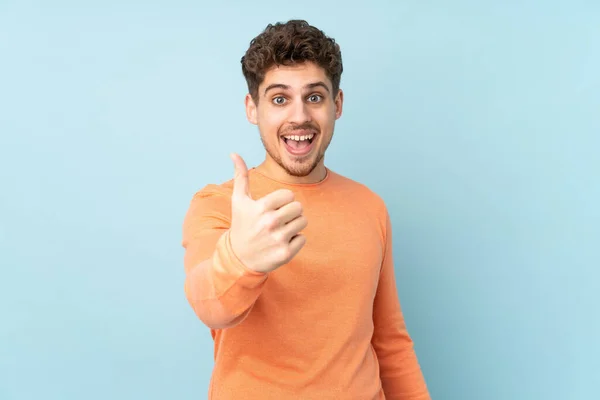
260, 132, 333, 177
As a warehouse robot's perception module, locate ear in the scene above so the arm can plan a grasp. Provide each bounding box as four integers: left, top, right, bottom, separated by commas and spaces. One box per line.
334, 89, 344, 120
245, 93, 258, 125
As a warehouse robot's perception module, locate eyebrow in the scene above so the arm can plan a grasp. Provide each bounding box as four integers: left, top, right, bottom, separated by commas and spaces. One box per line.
263, 81, 330, 96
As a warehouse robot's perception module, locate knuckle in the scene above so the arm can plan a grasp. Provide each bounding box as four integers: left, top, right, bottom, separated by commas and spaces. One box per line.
277, 246, 292, 261
255, 200, 268, 214
282, 189, 295, 202
262, 213, 279, 230
272, 231, 286, 244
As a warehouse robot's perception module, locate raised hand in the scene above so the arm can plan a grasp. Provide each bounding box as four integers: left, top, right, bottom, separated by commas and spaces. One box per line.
228, 153, 307, 273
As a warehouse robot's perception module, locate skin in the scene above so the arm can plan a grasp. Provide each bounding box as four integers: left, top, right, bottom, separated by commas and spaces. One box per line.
244, 62, 344, 184
228, 61, 343, 270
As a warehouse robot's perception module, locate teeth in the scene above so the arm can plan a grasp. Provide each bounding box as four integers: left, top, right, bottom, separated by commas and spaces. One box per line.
284, 133, 314, 141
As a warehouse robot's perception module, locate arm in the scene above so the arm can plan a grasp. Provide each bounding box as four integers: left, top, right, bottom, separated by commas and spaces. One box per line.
182, 188, 268, 329
371, 207, 431, 400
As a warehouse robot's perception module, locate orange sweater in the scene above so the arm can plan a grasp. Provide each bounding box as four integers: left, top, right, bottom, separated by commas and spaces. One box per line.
182, 167, 430, 400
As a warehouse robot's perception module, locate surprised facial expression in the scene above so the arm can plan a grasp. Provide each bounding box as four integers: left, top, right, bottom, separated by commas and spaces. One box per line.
245, 62, 343, 178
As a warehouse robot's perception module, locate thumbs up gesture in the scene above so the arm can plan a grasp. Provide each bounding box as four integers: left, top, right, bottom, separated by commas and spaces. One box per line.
228, 153, 308, 273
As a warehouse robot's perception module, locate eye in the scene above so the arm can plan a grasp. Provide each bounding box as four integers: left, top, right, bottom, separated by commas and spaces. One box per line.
307, 94, 322, 103
272, 96, 286, 105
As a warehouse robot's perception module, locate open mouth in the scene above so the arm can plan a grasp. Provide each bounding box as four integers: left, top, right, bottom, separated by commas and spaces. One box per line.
281, 132, 317, 156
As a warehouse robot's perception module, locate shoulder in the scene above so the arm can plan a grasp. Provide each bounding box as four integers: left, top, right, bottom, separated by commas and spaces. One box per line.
182, 179, 235, 236
329, 169, 389, 215
328, 169, 392, 241
190, 183, 231, 213
188, 166, 268, 205
192, 182, 232, 203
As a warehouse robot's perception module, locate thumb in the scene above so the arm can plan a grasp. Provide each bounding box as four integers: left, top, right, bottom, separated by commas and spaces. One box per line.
230, 153, 250, 199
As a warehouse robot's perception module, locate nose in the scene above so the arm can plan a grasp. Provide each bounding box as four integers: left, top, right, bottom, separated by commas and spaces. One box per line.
288, 99, 311, 125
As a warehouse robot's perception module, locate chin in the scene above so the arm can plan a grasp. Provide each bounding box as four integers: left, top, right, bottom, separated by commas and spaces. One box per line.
284, 165, 316, 177
280, 156, 319, 177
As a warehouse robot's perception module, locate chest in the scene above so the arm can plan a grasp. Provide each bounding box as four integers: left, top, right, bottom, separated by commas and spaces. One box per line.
268, 198, 384, 302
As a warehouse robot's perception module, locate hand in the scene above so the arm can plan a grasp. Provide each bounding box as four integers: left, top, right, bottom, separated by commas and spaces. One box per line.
228, 153, 308, 273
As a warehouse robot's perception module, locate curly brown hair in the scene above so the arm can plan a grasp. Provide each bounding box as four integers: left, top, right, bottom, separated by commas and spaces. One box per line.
241, 20, 343, 102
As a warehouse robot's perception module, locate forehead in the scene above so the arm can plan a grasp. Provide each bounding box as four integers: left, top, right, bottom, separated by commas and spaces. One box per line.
260, 62, 331, 92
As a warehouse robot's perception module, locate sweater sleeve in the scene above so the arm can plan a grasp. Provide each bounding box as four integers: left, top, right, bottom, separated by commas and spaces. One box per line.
181, 188, 269, 330
371, 206, 431, 400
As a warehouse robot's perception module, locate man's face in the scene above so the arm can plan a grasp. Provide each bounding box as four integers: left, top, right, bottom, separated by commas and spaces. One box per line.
245, 62, 343, 178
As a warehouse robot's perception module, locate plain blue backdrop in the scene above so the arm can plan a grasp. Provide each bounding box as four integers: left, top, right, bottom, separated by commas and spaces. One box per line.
1, 1, 598, 399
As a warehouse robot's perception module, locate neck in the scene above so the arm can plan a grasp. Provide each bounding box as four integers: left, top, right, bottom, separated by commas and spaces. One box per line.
256, 157, 327, 185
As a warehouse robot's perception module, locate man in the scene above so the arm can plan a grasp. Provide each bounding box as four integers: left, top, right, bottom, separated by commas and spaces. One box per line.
181, 19, 430, 400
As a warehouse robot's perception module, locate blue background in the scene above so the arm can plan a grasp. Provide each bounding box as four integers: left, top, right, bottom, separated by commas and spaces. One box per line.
1, 1, 598, 399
